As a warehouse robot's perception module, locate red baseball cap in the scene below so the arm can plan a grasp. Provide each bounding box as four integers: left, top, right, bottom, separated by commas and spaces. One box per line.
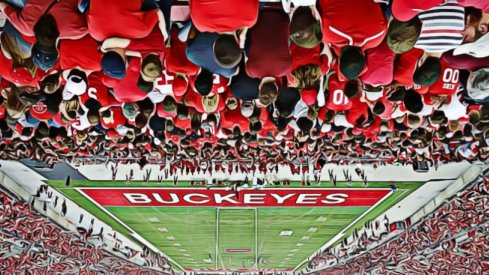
107, 129, 120, 138
301, 88, 318, 105
172, 76, 188, 97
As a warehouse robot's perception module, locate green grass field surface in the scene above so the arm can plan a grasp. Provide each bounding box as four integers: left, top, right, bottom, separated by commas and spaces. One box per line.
47, 180, 422, 271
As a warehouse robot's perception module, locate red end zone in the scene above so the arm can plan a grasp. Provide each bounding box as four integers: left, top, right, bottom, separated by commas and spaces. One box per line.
79, 188, 391, 207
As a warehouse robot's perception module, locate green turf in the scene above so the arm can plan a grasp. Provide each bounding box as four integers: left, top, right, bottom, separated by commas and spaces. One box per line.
46, 180, 423, 271
218, 209, 256, 269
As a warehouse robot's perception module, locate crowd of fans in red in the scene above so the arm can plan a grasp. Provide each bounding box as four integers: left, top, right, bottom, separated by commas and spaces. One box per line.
309, 173, 489, 274
0, 190, 173, 274
0, 0, 487, 169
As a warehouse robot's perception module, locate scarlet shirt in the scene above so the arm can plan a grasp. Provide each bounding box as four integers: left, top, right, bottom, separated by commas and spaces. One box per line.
346, 97, 368, 126
3, 0, 54, 37
86, 0, 158, 41
245, 9, 292, 78
220, 107, 250, 134
0, 49, 45, 87
318, 0, 387, 54
81, 72, 120, 107
189, 0, 259, 32
127, 25, 166, 59
360, 40, 395, 86
326, 72, 352, 112
47, 0, 88, 39
288, 43, 329, 84
103, 58, 148, 103
393, 48, 425, 89
165, 28, 200, 76
189, 74, 230, 95
426, 59, 460, 97
59, 34, 102, 71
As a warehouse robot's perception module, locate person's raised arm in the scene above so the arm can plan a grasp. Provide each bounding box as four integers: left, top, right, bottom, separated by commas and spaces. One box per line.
156, 9, 168, 42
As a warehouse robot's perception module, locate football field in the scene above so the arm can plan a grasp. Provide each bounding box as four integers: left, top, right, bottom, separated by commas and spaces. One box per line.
47, 180, 422, 272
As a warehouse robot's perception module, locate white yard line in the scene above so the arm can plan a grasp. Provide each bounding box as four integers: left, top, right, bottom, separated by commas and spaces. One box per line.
255, 208, 258, 270
216, 208, 220, 270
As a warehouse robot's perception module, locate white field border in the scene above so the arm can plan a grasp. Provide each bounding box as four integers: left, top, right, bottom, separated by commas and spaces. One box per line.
76, 188, 186, 272
293, 189, 394, 272
77, 186, 393, 271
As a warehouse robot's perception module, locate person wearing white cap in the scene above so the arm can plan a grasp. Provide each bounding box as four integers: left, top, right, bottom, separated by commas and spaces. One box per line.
62, 69, 88, 100
240, 100, 255, 118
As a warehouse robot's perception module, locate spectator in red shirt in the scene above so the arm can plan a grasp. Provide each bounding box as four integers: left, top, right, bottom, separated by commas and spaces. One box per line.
317, 0, 387, 79
189, 0, 258, 33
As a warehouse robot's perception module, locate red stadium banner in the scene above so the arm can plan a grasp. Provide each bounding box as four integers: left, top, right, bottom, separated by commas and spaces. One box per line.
79, 188, 391, 207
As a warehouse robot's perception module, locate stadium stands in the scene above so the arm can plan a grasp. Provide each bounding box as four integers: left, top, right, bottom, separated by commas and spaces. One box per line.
0, 190, 173, 274
308, 170, 489, 274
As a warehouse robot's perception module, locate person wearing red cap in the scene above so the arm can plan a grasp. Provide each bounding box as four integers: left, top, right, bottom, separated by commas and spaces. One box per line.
189, 0, 259, 33
0, 47, 45, 88
156, 96, 178, 119
302, 88, 318, 106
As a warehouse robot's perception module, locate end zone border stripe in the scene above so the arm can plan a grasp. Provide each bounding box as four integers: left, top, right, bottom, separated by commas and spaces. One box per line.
78, 187, 392, 208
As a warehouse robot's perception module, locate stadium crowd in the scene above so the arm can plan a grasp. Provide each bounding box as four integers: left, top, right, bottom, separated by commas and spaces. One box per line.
308, 173, 489, 274
0, 0, 488, 170
0, 189, 173, 274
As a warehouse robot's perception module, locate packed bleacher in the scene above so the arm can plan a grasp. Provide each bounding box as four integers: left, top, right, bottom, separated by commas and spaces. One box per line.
0, 0, 486, 171
0, 190, 173, 274
307, 172, 489, 274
